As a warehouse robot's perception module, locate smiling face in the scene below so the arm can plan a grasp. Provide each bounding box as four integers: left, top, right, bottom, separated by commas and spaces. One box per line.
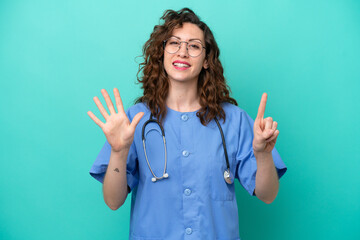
163, 22, 208, 85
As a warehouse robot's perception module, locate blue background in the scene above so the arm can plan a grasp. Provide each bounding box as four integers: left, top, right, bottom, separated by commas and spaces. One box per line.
1, 0, 359, 239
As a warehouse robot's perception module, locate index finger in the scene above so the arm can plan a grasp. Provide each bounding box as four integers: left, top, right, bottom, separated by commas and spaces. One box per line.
256, 93, 267, 119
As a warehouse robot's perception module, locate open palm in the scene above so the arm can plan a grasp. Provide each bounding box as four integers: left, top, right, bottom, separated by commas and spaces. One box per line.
87, 88, 144, 152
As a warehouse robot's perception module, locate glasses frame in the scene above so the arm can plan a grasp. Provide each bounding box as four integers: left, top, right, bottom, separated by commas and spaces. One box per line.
163, 37, 206, 57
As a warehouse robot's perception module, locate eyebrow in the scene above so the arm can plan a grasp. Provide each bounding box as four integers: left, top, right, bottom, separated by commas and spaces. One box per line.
171, 35, 203, 42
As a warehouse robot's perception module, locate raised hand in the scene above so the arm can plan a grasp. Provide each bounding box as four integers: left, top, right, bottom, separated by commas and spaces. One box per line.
87, 88, 144, 152
252, 93, 279, 153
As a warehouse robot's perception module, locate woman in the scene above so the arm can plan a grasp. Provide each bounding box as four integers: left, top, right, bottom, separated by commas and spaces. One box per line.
88, 8, 287, 240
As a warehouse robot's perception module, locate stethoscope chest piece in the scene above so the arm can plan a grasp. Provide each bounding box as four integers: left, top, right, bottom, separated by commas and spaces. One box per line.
224, 169, 234, 184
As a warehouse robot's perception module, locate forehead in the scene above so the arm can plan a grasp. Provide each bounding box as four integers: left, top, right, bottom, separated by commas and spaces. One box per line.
171, 22, 204, 42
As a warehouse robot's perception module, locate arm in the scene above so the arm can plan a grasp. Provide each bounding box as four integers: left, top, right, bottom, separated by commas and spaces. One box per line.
88, 88, 144, 210
102, 148, 129, 210
252, 93, 281, 204
254, 151, 279, 204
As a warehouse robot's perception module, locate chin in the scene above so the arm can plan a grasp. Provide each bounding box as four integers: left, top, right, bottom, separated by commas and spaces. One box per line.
168, 71, 200, 82
170, 75, 196, 83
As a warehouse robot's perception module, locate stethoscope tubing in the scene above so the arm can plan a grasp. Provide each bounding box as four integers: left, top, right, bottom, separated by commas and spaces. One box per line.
214, 117, 230, 171
142, 115, 169, 182
141, 113, 233, 184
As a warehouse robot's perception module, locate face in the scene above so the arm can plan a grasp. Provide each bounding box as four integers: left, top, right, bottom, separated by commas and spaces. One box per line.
163, 22, 208, 85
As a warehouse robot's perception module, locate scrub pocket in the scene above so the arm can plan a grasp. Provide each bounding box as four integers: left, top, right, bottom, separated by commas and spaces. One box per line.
209, 154, 236, 201
130, 233, 163, 240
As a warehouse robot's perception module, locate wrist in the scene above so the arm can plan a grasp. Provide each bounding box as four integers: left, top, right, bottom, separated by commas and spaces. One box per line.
110, 148, 130, 165
111, 147, 130, 155
253, 150, 272, 159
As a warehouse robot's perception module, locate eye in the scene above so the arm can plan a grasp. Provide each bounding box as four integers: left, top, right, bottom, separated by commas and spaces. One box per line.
189, 43, 201, 49
169, 40, 180, 45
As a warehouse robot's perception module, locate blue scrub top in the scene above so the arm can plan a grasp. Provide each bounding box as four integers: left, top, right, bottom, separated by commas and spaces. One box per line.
90, 102, 287, 240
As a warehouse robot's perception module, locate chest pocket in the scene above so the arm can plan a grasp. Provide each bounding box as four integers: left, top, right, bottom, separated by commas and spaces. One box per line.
208, 152, 236, 201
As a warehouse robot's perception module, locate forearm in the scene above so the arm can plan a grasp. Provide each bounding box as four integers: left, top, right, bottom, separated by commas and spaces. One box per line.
103, 148, 129, 210
254, 151, 279, 204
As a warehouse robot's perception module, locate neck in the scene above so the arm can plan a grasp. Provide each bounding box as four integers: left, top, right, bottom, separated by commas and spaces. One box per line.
166, 79, 201, 112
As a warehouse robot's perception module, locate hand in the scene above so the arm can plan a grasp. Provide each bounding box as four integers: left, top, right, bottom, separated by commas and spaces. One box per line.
252, 93, 279, 154
87, 88, 144, 152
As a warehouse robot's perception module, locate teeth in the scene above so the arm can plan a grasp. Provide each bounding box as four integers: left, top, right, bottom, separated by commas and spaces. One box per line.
174, 63, 190, 67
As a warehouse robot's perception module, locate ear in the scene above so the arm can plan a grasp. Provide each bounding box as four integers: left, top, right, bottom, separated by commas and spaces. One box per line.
203, 59, 209, 69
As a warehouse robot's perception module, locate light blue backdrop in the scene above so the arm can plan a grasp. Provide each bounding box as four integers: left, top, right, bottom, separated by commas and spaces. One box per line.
0, 0, 359, 239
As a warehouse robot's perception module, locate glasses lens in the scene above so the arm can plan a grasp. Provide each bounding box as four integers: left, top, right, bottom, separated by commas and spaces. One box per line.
188, 41, 203, 57
165, 39, 180, 54
164, 38, 204, 57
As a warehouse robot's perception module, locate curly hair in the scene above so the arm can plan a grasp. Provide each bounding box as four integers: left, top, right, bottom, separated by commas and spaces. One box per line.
136, 8, 237, 125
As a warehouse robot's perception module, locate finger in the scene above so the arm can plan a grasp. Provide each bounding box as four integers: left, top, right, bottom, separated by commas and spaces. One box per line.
253, 117, 261, 131
113, 88, 125, 114
93, 96, 110, 120
254, 117, 266, 131
130, 112, 145, 130
256, 93, 267, 120
264, 117, 273, 130
272, 121, 278, 131
87, 111, 104, 128
101, 89, 116, 115
263, 128, 275, 139
265, 130, 279, 143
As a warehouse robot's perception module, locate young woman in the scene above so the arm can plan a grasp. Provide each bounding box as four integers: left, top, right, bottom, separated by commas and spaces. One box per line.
88, 8, 287, 240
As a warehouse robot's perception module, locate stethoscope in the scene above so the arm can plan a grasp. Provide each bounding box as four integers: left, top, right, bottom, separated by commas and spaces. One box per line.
142, 114, 234, 184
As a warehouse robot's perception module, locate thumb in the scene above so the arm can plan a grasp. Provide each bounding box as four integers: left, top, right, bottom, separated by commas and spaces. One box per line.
263, 128, 275, 139
130, 112, 144, 130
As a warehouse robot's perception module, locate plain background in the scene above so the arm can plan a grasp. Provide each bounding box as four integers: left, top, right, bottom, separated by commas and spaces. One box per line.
1, 0, 359, 239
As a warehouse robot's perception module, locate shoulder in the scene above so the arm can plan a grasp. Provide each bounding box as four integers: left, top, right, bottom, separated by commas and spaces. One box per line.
221, 102, 249, 119
220, 102, 255, 129
125, 102, 150, 120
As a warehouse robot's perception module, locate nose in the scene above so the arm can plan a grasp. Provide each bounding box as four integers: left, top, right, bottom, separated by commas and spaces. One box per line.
177, 42, 189, 57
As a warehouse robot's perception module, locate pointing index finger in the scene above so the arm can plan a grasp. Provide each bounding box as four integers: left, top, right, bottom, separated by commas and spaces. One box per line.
256, 93, 267, 120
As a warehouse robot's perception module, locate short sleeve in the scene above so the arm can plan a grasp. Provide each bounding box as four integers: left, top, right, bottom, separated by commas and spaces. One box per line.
89, 110, 139, 192
235, 111, 287, 196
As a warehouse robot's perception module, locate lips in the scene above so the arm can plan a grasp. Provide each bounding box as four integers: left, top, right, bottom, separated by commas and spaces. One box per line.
173, 60, 191, 70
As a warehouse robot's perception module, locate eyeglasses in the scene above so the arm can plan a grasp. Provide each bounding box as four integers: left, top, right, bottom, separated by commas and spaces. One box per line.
163, 37, 206, 57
